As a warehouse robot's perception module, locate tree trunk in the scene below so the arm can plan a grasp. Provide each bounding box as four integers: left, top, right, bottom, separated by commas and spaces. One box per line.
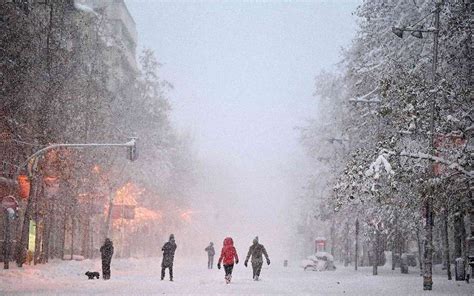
33, 181, 45, 266
88, 199, 94, 259
82, 216, 89, 258
16, 175, 38, 267
3, 210, 11, 269
41, 201, 52, 263
443, 210, 452, 280
330, 219, 335, 257
33, 222, 41, 265
392, 246, 396, 270
392, 230, 399, 271
466, 185, 473, 282
416, 228, 423, 276
453, 211, 463, 259
423, 196, 434, 290
70, 212, 75, 260
344, 222, 350, 266
392, 214, 399, 270
48, 193, 56, 259
355, 218, 359, 271
39, 184, 49, 264
373, 230, 379, 276
59, 206, 67, 260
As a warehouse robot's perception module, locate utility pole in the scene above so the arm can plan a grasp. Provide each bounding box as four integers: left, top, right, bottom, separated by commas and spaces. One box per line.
423, 1, 441, 290
391, 1, 443, 289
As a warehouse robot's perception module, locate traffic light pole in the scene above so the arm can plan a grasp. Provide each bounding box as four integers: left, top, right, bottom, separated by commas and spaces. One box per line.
15, 138, 137, 179
13, 138, 137, 267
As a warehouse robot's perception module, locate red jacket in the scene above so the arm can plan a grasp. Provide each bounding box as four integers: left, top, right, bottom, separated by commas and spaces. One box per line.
218, 237, 238, 265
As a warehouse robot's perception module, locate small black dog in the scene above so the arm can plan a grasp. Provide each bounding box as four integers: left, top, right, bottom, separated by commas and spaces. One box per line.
85, 271, 100, 279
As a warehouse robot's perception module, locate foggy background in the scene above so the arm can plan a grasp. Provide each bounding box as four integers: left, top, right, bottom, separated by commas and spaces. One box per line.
125, 0, 359, 260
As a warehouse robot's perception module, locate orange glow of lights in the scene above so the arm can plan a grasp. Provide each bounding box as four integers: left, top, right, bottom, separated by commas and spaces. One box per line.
180, 210, 194, 222
114, 182, 144, 206
18, 175, 30, 199
135, 207, 162, 221
112, 207, 161, 229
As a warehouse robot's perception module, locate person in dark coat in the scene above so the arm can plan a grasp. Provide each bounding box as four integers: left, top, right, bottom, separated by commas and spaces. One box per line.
244, 236, 270, 281
100, 238, 114, 280
204, 242, 215, 269
161, 234, 177, 281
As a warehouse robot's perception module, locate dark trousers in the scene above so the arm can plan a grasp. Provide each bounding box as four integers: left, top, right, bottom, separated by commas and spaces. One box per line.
252, 261, 263, 278
161, 265, 173, 280
102, 259, 111, 280
224, 264, 234, 277
208, 255, 214, 269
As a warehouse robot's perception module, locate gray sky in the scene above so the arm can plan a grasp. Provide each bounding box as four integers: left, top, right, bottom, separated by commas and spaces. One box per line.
125, 0, 359, 255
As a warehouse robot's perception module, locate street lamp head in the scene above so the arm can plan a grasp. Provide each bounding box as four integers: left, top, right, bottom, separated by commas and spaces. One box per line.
411, 30, 423, 39
392, 26, 404, 38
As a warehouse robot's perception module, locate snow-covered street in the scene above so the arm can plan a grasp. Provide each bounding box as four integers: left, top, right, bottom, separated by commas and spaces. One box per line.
1, 258, 471, 295
2, 1, 474, 295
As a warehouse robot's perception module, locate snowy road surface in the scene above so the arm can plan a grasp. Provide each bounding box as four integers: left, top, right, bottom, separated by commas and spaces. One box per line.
0, 257, 472, 295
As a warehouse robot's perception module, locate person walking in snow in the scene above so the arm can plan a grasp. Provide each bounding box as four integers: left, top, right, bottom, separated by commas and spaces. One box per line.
161, 234, 177, 281
205, 242, 215, 269
100, 238, 114, 280
244, 236, 270, 281
217, 237, 239, 284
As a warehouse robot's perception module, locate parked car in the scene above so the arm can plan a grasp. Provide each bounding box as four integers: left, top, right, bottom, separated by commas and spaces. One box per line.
301, 252, 336, 271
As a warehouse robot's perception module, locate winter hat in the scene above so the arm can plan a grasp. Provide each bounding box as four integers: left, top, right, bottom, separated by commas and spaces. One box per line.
253, 236, 259, 244
210, 242, 213, 245
169, 234, 175, 241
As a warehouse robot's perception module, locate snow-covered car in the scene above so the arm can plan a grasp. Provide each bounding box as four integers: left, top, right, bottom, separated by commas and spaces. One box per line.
301, 252, 336, 271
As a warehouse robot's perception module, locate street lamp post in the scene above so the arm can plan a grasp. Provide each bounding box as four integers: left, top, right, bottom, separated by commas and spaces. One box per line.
392, 1, 442, 291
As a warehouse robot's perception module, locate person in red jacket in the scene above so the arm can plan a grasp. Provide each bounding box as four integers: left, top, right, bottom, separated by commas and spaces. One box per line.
217, 237, 239, 284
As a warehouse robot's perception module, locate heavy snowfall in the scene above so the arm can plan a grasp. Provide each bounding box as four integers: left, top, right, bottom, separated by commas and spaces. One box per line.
0, 0, 473, 295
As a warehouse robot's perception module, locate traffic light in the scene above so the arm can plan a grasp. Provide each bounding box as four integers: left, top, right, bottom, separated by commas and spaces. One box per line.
127, 138, 138, 161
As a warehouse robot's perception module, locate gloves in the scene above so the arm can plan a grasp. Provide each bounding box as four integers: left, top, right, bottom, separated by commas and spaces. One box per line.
235, 259, 239, 265
244, 260, 248, 267
267, 259, 271, 265
217, 263, 221, 269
